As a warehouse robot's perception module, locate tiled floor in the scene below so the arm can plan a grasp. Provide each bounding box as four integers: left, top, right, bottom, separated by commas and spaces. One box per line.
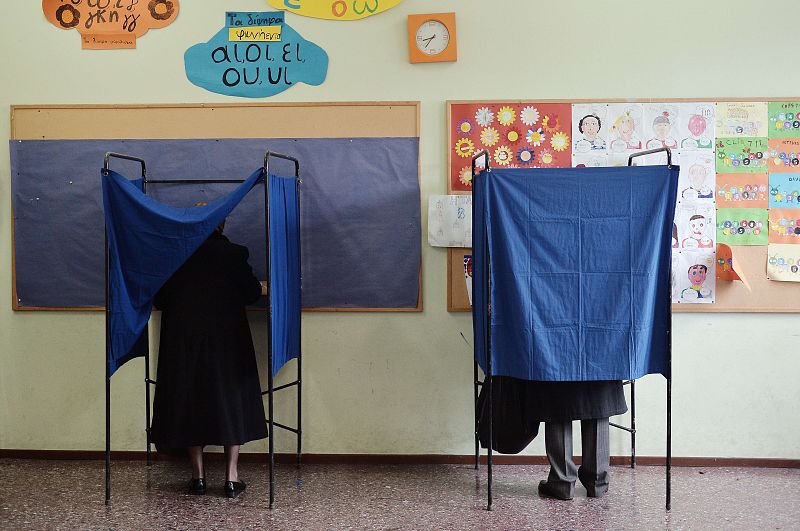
0, 459, 797, 529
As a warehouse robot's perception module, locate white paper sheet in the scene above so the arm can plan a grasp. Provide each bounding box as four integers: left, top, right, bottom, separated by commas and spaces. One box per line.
428, 194, 472, 247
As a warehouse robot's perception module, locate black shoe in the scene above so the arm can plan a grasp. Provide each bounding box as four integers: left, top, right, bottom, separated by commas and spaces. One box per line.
584, 486, 607, 498
538, 480, 573, 500
224, 480, 246, 498
188, 477, 206, 495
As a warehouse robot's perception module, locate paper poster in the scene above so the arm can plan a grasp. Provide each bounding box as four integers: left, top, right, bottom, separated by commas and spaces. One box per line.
42, 0, 179, 49
715, 244, 741, 281
767, 244, 800, 281
572, 153, 608, 168
768, 101, 800, 138
267, 0, 404, 20
677, 151, 715, 203
716, 174, 768, 208
572, 104, 609, 153
643, 103, 680, 151
607, 104, 644, 153
675, 204, 715, 251
428, 195, 472, 247
767, 138, 800, 172
768, 174, 800, 208
672, 250, 715, 303
464, 255, 473, 305
716, 208, 768, 245
715, 137, 769, 173
184, 12, 328, 98
677, 102, 715, 151
715, 102, 768, 138
768, 208, 800, 244
449, 102, 572, 192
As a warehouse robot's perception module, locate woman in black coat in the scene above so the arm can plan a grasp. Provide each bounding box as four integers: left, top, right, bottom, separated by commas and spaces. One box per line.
151, 223, 267, 498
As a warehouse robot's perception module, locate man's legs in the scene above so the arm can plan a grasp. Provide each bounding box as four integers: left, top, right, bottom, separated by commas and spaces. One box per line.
540, 421, 577, 500
578, 418, 610, 497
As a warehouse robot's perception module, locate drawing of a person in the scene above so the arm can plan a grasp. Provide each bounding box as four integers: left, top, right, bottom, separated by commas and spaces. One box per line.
681, 113, 713, 150
609, 111, 642, 152
680, 264, 711, 300
681, 214, 714, 249
680, 164, 714, 200
646, 112, 678, 150
574, 114, 606, 152
672, 223, 679, 249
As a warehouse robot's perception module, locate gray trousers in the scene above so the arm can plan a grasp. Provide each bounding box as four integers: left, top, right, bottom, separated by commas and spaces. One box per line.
544, 418, 610, 498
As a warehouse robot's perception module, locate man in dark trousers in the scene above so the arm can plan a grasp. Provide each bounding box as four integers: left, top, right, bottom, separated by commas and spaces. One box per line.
151, 216, 267, 498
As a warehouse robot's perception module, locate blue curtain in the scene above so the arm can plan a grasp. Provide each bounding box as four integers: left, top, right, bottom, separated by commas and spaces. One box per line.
473, 166, 679, 381
102, 168, 301, 378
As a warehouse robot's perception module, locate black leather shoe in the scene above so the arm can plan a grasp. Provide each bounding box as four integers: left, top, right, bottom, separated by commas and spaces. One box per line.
188, 477, 206, 495
538, 480, 573, 500
224, 480, 246, 498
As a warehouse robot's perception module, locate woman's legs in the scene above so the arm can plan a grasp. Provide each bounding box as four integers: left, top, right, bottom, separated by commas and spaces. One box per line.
224, 445, 241, 482
188, 446, 204, 479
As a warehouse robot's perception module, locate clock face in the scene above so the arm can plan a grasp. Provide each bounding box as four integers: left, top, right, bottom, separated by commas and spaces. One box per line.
415, 19, 450, 56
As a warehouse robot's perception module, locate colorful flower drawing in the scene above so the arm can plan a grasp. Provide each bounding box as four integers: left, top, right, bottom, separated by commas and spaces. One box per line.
521, 106, 540, 126
516, 147, 535, 165
498, 106, 516, 126
480, 127, 500, 147
542, 114, 561, 133
475, 107, 494, 127
454, 138, 475, 158
539, 149, 554, 165
458, 167, 473, 187
550, 131, 570, 152
494, 146, 514, 166
506, 128, 521, 144
526, 128, 545, 146
458, 119, 473, 134
148, 0, 175, 20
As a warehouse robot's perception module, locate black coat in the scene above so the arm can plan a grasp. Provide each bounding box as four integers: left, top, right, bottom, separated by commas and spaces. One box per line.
150, 232, 267, 448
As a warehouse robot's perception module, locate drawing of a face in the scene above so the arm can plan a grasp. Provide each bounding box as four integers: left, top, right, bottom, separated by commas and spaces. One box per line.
687, 264, 707, 287
617, 114, 635, 139
687, 114, 707, 138
688, 164, 707, 188
653, 115, 671, 140
689, 214, 706, 235
581, 115, 601, 140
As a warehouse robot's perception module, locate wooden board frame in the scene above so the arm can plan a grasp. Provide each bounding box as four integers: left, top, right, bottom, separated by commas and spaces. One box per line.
10, 102, 422, 313
446, 98, 800, 313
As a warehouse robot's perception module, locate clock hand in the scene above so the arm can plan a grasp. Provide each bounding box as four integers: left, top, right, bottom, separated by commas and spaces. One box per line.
423, 34, 436, 48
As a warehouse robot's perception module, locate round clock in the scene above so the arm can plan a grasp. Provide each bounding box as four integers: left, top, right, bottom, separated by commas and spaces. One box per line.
415, 20, 450, 56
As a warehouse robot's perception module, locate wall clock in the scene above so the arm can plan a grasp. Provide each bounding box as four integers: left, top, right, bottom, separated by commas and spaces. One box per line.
407, 12, 457, 63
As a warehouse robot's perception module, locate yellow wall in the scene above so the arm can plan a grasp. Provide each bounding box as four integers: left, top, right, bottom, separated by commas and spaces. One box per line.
1, 0, 799, 459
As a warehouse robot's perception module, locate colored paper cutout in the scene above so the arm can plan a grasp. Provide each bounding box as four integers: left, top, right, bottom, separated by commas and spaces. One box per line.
768, 208, 800, 244
715, 102, 768, 138
715, 137, 769, 173
768, 102, 800, 138
184, 12, 328, 98
767, 138, 800, 172
449, 103, 572, 192
715, 244, 741, 282
716, 208, 768, 246
672, 250, 715, 303
266, 0, 404, 20
42, 0, 179, 48
767, 244, 800, 281
768, 174, 800, 208
716, 174, 768, 208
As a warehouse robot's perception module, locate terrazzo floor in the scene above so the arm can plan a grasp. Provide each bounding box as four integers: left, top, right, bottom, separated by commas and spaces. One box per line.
0, 459, 797, 529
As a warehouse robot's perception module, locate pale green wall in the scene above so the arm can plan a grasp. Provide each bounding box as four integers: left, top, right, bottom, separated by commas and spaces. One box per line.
1, 0, 798, 459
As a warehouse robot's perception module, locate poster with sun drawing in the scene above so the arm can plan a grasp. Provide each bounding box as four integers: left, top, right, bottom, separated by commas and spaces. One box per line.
449, 102, 572, 192
672, 250, 716, 303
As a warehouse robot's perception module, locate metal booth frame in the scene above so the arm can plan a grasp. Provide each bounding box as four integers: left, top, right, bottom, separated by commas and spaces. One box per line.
102, 151, 302, 509
471, 147, 673, 511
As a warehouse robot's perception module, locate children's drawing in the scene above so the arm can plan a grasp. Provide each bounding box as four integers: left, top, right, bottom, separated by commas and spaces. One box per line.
768, 101, 800, 138
768, 174, 800, 208
678, 151, 715, 202
464, 255, 473, 305
716, 208, 769, 246
716, 137, 769, 173
572, 104, 608, 153
672, 250, 715, 303
716, 174, 768, 208
715, 102, 768, 138
608, 104, 644, 153
715, 244, 741, 282
644, 105, 679, 150
767, 138, 800, 173
766, 244, 800, 281
768, 208, 800, 244
678, 103, 715, 150
572, 153, 608, 168
675, 204, 715, 250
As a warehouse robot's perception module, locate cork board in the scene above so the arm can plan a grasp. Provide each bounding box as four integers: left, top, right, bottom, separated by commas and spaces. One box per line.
11, 102, 422, 312
446, 98, 800, 313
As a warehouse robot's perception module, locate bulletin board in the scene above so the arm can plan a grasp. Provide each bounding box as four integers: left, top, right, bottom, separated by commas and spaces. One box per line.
446, 99, 800, 313
11, 102, 422, 312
